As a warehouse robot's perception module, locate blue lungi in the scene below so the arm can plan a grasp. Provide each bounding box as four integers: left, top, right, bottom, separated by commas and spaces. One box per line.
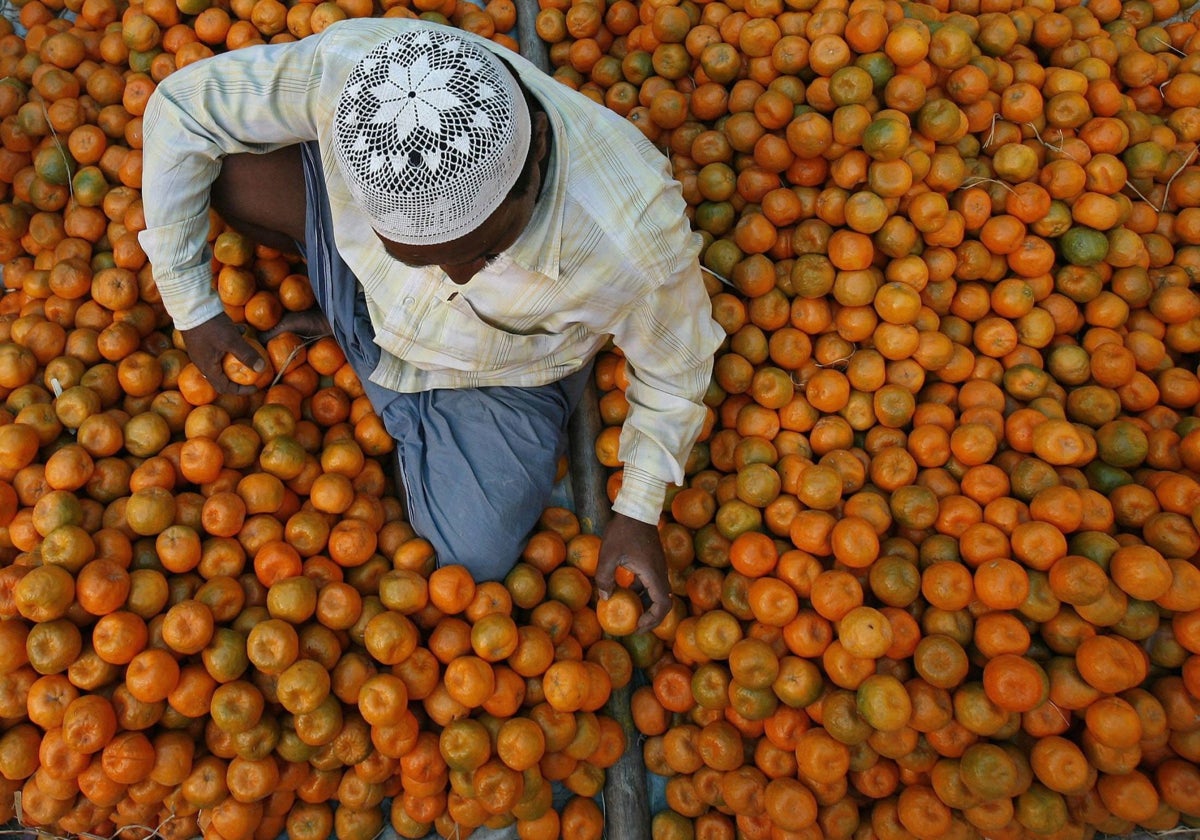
298, 144, 591, 582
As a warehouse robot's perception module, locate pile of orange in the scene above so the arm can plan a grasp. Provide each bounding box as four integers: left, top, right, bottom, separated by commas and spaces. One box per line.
570, 0, 1200, 837
0, 0, 1199, 837
0, 0, 629, 837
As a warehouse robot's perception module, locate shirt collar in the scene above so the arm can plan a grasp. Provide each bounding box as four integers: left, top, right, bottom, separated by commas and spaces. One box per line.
499, 87, 566, 279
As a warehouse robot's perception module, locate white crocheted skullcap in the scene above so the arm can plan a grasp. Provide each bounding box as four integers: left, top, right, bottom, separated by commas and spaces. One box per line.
333, 27, 531, 246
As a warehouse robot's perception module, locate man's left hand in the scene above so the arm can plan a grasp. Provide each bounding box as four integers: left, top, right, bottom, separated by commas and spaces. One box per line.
595, 513, 670, 633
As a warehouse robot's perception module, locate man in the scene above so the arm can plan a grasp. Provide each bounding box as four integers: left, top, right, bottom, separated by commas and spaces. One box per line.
139, 19, 723, 631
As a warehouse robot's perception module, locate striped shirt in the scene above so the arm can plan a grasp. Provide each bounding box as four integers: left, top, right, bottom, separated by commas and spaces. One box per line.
139, 17, 724, 525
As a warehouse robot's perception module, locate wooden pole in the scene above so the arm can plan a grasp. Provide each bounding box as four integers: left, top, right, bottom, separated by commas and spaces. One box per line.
512, 0, 551, 74
568, 379, 653, 840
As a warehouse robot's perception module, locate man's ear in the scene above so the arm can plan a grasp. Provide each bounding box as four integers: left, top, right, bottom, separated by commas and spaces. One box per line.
532, 111, 550, 163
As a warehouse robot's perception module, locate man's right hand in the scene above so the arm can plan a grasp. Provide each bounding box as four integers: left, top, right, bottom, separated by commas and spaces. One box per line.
180, 312, 267, 396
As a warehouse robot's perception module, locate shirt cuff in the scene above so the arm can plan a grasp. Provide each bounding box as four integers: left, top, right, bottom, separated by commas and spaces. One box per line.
611, 465, 667, 526
173, 294, 227, 332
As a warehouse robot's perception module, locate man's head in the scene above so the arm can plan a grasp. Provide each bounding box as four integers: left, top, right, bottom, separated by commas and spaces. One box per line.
333, 27, 532, 249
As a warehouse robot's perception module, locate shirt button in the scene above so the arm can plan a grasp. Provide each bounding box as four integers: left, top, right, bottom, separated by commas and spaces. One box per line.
403, 296, 415, 308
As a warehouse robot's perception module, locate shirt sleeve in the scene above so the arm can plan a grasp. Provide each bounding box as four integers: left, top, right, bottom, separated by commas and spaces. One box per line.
608, 218, 724, 526
138, 35, 329, 329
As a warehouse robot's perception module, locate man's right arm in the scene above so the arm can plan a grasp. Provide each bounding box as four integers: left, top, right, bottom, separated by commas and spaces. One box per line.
138, 33, 348, 392
138, 34, 330, 332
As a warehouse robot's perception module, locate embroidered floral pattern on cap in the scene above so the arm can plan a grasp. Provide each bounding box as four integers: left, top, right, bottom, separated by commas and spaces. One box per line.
333, 28, 532, 245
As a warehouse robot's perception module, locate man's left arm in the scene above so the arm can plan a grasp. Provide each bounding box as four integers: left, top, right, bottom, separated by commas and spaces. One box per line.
594, 244, 724, 632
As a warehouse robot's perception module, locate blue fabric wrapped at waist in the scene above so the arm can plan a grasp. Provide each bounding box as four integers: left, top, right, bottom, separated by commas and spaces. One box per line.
296, 142, 590, 580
